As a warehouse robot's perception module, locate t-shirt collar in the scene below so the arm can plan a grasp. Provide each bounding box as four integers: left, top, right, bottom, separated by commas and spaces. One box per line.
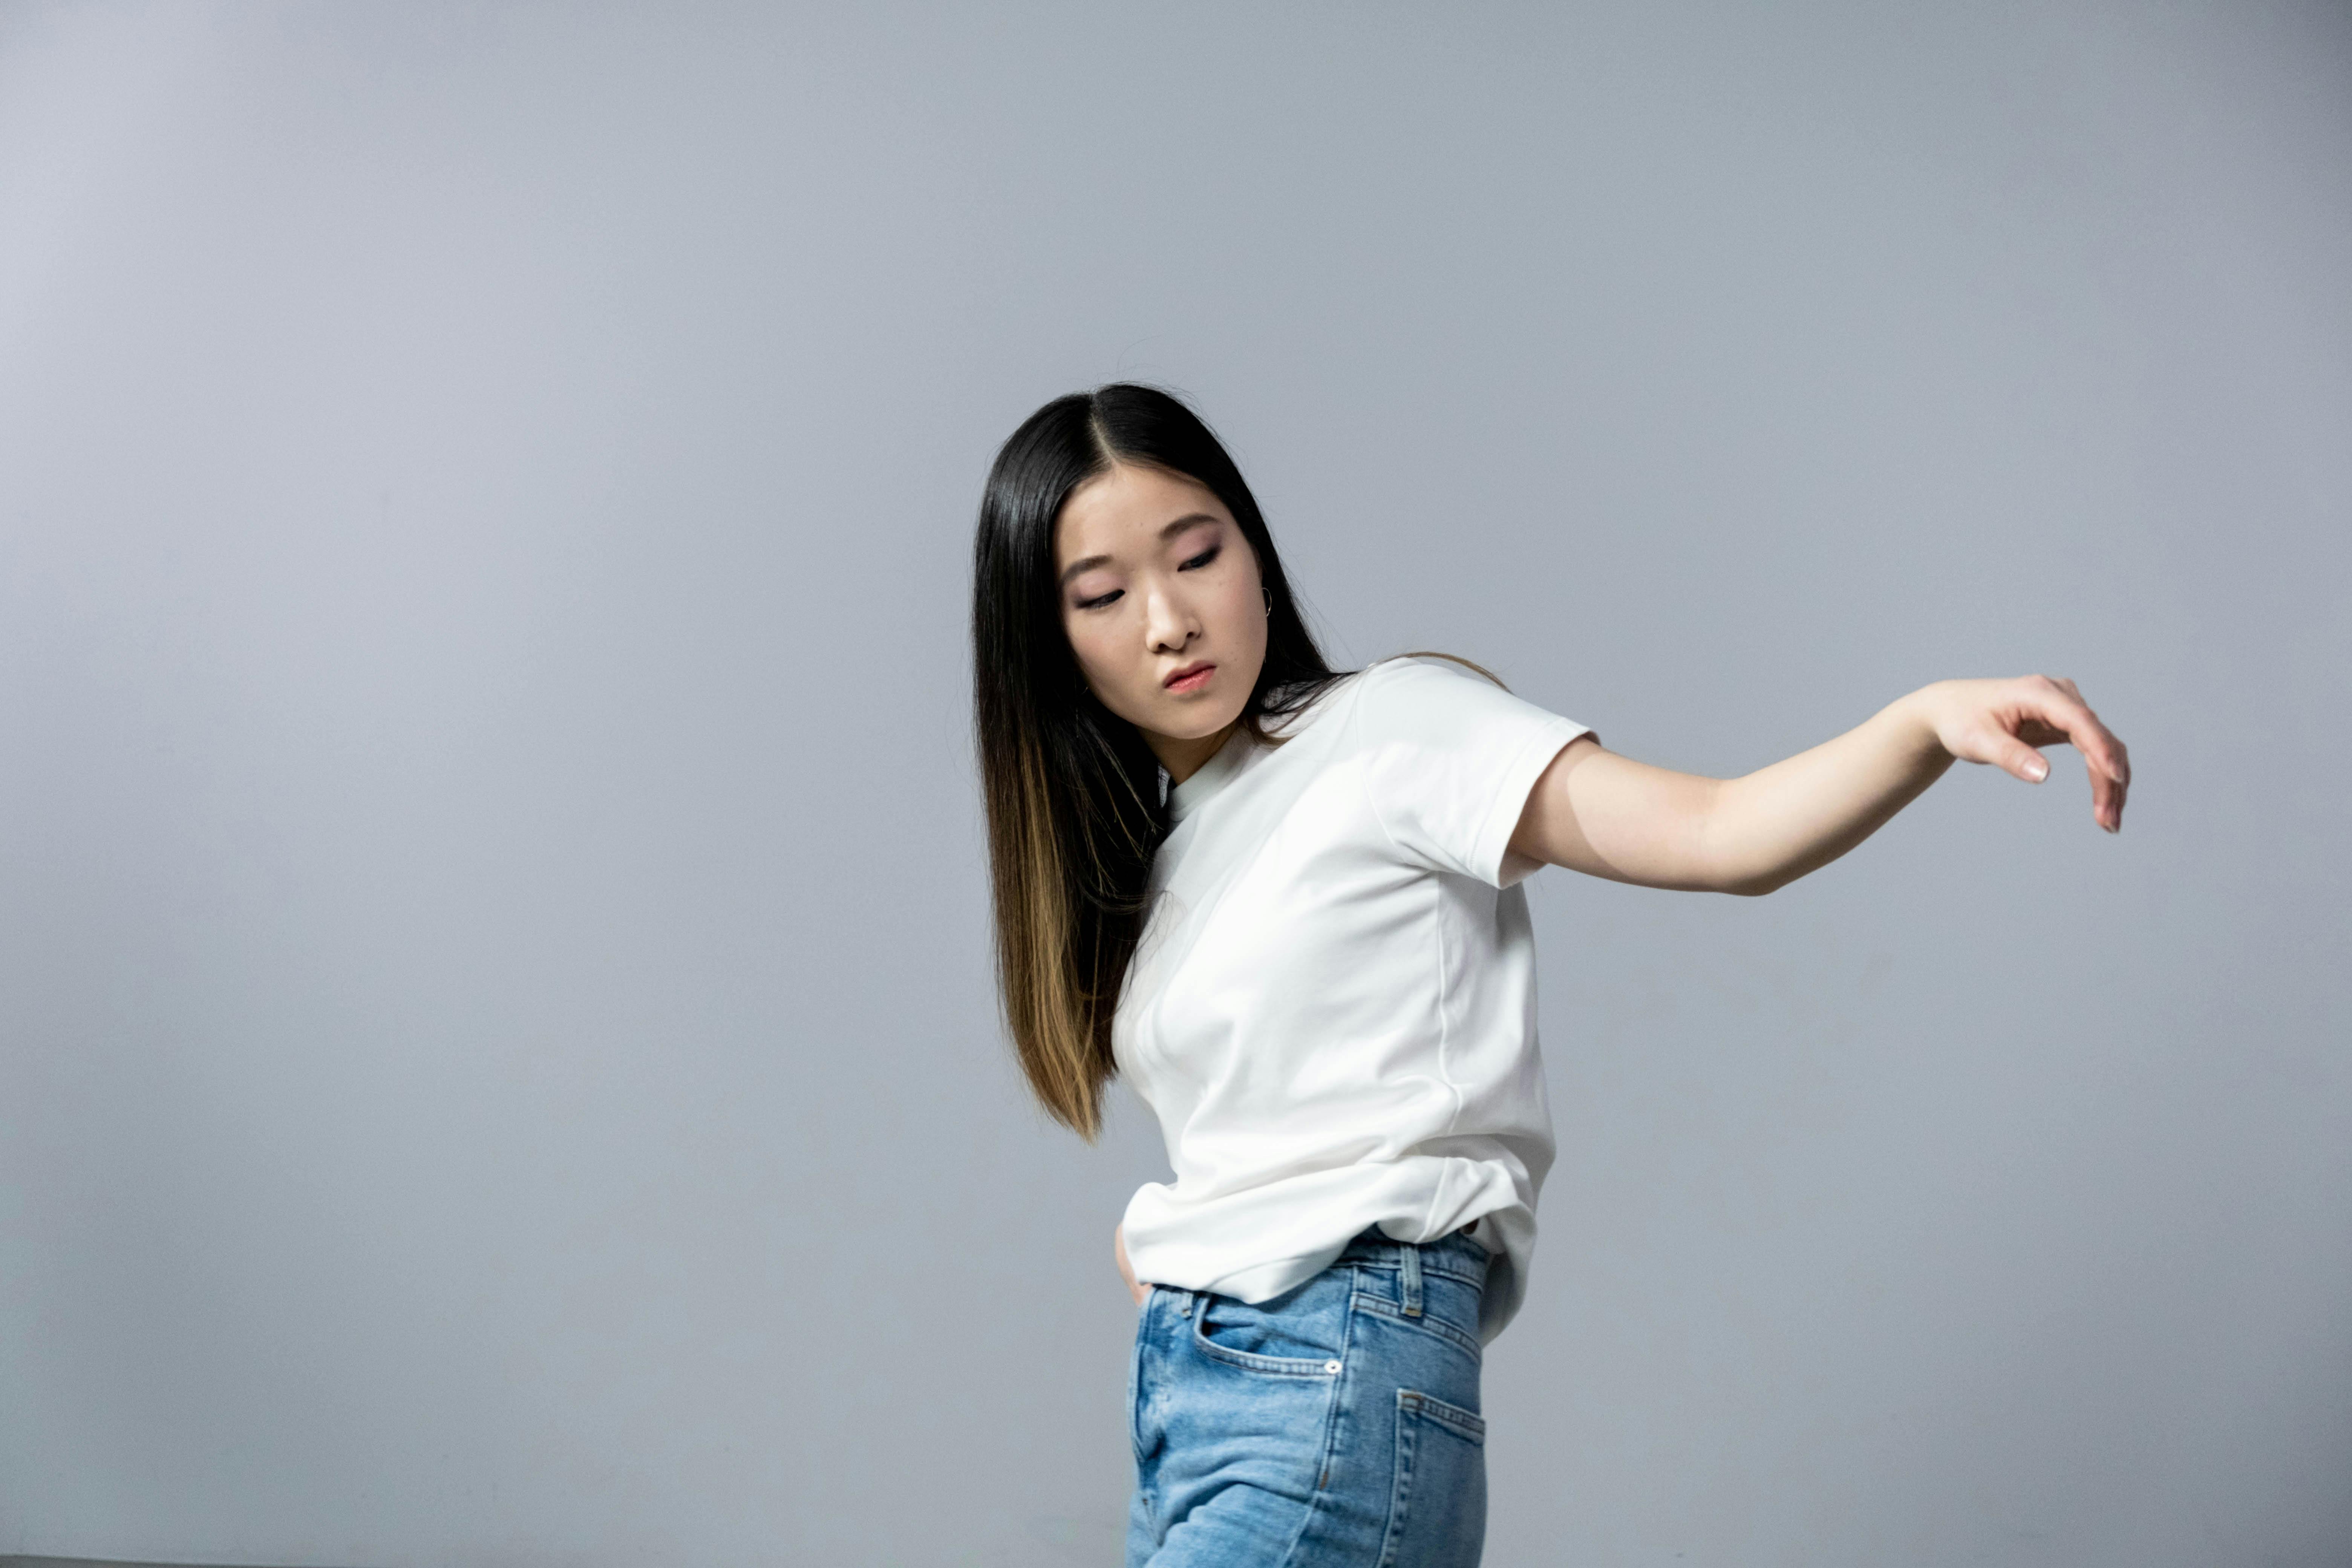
1165, 727, 1256, 826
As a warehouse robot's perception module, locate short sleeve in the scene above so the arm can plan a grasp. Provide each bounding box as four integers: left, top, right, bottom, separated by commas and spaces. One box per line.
1351, 658, 1591, 887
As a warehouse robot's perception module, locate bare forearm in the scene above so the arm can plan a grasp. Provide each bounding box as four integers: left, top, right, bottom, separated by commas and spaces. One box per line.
1514, 675, 2128, 895
1517, 692, 1952, 894
1702, 690, 1952, 895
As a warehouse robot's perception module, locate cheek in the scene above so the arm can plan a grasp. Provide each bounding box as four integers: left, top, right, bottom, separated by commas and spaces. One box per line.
1217, 572, 1269, 651
1062, 612, 1132, 697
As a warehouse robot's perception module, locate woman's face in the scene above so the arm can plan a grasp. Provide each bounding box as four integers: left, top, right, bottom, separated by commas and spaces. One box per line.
1054, 461, 1267, 781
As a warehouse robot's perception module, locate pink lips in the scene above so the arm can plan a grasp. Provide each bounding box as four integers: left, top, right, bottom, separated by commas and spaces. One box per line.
1164, 662, 1214, 693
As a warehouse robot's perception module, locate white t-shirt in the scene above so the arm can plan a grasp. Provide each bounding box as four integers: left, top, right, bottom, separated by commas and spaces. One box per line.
1114, 656, 1591, 1341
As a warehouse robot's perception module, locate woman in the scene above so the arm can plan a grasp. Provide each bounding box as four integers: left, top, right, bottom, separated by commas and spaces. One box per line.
970, 384, 2129, 1567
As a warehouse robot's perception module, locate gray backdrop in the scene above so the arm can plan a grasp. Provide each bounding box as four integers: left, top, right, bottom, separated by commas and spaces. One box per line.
2, 3, 2346, 1565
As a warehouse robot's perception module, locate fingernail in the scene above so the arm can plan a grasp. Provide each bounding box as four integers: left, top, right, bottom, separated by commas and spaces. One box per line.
2026, 759, 2048, 781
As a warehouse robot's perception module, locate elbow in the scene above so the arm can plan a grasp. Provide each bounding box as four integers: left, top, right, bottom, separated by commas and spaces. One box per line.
1706, 841, 1816, 897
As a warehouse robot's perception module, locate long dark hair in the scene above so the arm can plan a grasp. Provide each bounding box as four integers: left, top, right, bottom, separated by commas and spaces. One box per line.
972, 384, 1340, 1137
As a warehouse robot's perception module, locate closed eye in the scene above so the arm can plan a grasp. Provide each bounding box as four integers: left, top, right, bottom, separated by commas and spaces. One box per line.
1076, 588, 1123, 611
1179, 545, 1220, 571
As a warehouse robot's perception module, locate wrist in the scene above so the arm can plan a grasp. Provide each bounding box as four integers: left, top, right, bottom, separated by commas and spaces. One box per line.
1887, 683, 1955, 764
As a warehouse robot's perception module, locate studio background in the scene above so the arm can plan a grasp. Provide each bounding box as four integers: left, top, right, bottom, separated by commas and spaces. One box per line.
2, 3, 2347, 1565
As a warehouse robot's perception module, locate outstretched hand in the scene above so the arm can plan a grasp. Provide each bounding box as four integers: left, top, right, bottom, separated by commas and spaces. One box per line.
1917, 675, 2131, 833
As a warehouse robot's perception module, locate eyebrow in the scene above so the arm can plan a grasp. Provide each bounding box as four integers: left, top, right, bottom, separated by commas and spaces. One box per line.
1057, 512, 1222, 586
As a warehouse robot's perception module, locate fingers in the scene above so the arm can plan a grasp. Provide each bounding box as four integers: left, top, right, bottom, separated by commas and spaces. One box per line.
1993, 734, 2050, 784
2085, 747, 2123, 832
2015, 675, 2130, 832
2093, 733, 2130, 833
2075, 710, 2129, 833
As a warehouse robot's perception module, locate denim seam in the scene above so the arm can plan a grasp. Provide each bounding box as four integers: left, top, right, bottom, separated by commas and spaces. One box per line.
1345, 1260, 1486, 1297
1379, 1399, 1414, 1568
1349, 1291, 1484, 1363
1129, 1288, 1153, 1469
1272, 1280, 1360, 1568
1341, 1256, 1487, 1290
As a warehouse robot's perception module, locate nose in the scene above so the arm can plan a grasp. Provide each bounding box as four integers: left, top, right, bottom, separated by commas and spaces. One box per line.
1143, 579, 1197, 657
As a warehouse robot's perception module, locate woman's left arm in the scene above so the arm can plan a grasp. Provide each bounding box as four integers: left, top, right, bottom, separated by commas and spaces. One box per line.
1510, 675, 2131, 896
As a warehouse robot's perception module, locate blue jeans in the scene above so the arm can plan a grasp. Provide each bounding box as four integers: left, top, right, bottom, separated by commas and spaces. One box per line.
1126, 1228, 1491, 1566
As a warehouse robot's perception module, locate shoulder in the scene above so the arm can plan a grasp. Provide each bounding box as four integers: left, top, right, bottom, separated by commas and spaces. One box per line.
1359, 654, 1506, 694
1351, 654, 1516, 727
1256, 668, 1372, 743
1270, 657, 1554, 757
1349, 654, 1586, 763
1254, 660, 1475, 747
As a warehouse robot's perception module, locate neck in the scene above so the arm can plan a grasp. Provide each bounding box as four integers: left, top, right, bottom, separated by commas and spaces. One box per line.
1149, 721, 1239, 785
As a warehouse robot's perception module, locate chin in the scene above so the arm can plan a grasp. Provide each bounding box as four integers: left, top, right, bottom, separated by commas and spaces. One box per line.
1152, 694, 1247, 739
1171, 700, 1251, 738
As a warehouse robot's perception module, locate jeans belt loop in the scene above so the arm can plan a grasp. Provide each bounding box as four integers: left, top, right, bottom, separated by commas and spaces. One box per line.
1399, 1237, 1423, 1318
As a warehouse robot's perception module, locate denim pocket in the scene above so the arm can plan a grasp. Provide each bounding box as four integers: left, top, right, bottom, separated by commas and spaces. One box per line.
1377, 1389, 1487, 1568
1190, 1288, 1349, 1377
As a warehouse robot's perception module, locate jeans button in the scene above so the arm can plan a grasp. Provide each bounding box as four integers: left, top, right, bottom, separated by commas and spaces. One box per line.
1325, 1360, 1342, 1375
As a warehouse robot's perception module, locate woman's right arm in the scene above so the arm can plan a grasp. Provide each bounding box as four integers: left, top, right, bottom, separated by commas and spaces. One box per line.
1509, 676, 2128, 896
